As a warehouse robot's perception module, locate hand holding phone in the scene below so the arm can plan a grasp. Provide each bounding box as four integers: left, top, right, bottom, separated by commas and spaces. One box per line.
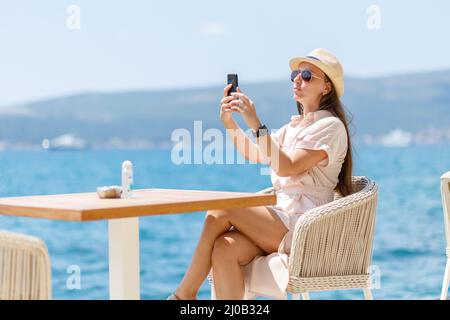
220, 74, 239, 124
227, 74, 238, 96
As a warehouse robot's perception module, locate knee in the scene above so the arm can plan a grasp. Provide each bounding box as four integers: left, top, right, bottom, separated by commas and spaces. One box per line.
204, 209, 232, 227
211, 234, 237, 263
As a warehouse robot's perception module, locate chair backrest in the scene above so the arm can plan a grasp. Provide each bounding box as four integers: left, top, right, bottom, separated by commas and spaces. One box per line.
289, 176, 378, 278
0, 230, 52, 300
441, 172, 450, 249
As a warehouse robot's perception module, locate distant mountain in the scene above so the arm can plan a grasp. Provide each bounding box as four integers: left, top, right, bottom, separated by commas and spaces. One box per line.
0, 69, 449, 149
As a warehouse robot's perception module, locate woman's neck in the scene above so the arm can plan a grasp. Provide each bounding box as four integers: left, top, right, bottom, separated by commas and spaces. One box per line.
302, 103, 320, 118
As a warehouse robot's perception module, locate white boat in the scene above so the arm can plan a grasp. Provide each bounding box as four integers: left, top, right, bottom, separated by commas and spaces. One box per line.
41, 134, 87, 151
380, 129, 413, 147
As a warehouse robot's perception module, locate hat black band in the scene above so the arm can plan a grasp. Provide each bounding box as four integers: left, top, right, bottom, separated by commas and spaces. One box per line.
306, 55, 321, 62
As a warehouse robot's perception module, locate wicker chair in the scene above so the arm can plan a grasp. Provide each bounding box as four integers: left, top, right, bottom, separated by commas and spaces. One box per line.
287, 176, 378, 300
0, 230, 52, 300
440, 171, 450, 300
208, 176, 378, 300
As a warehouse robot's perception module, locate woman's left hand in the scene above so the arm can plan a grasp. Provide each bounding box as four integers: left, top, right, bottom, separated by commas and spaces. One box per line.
229, 87, 262, 131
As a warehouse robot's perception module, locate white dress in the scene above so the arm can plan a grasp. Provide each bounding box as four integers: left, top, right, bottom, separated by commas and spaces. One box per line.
242, 109, 349, 299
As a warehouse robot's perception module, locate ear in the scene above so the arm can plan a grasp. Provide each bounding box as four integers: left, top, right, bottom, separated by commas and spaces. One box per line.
323, 81, 332, 95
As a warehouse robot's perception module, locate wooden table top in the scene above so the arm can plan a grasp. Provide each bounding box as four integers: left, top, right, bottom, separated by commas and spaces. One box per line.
0, 188, 276, 222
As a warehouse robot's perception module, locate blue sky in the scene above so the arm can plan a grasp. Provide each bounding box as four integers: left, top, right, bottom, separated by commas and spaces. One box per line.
0, 0, 449, 105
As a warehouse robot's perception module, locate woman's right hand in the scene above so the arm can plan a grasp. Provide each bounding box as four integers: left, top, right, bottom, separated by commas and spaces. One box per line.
220, 84, 238, 124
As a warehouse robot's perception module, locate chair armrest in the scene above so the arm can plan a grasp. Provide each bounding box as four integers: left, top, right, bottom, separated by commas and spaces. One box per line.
441, 172, 450, 249
288, 179, 378, 278
0, 230, 52, 299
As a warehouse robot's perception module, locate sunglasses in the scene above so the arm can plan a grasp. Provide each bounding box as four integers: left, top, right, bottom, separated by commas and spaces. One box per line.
290, 69, 324, 82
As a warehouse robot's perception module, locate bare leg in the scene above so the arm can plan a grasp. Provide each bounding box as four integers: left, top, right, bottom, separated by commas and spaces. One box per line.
175, 206, 288, 300
174, 211, 232, 299
212, 230, 264, 299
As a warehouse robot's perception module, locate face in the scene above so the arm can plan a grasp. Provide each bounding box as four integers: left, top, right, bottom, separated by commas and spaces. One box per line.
292, 62, 331, 107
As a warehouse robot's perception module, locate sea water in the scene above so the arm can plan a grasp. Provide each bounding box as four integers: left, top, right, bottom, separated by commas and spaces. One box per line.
0, 145, 449, 300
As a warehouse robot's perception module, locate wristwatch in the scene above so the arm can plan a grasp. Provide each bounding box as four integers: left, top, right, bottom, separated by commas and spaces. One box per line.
252, 124, 269, 138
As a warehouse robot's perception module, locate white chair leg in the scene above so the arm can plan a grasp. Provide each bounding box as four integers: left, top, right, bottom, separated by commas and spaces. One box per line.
301, 292, 310, 300
363, 288, 373, 300
291, 293, 301, 300
441, 258, 450, 300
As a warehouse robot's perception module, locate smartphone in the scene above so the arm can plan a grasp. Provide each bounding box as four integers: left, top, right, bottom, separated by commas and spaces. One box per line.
227, 74, 238, 96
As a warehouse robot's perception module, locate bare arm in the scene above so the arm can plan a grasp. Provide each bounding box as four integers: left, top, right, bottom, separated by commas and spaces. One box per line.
256, 131, 327, 176
223, 119, 268, 164
221, 85, 327, 173
220, 84, 267, 164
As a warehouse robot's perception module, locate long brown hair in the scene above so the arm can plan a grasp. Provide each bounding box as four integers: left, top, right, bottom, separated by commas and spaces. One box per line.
296, 75, 354, 196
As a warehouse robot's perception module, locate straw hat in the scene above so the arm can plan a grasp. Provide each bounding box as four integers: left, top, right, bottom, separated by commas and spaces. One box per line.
289, 48, 344, 97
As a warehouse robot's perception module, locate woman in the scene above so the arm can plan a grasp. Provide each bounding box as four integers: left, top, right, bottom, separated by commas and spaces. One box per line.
168, 48, 353, 300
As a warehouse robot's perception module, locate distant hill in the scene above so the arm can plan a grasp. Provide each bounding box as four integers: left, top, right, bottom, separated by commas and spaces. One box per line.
0, 69, 449, 149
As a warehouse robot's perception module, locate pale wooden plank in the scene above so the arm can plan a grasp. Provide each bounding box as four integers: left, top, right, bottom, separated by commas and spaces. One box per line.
0, 188, 276, 222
